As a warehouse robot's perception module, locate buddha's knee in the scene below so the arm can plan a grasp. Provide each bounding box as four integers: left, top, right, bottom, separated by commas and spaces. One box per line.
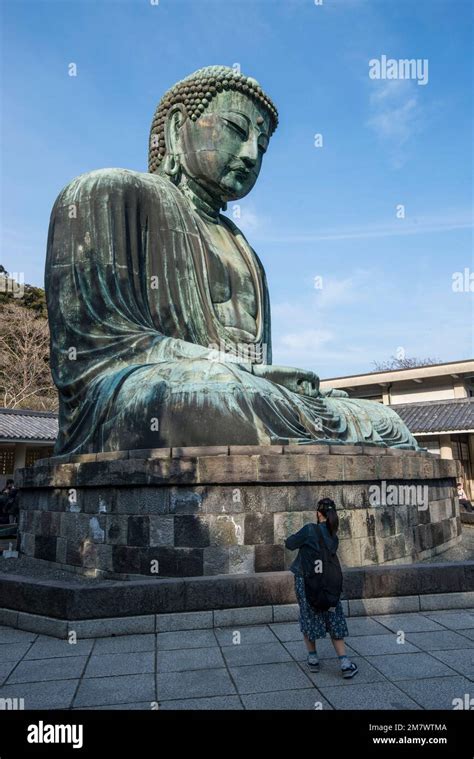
167, 358, 247, 385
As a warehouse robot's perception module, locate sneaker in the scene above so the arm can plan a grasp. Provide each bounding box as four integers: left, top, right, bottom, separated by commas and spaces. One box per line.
307, 652, 320, 672
341, 661, 358, 679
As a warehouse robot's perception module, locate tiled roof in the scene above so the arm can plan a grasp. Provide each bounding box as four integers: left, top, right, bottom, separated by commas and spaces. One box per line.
0, 408, 58, 442
391, 399, 474, 434
0, 401, 472, 443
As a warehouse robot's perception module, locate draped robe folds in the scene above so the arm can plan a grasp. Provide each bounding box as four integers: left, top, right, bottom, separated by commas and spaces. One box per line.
46, 168, 419, 454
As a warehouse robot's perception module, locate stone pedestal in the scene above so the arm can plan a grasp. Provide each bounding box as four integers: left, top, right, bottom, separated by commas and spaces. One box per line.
16, 445, 461, 579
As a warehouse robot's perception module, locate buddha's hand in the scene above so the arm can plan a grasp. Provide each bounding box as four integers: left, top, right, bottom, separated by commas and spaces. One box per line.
252, 365, 320, 398
319, 387, 349, 398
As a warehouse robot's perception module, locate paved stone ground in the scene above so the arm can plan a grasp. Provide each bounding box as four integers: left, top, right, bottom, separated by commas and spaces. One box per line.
0, 609, 473, 710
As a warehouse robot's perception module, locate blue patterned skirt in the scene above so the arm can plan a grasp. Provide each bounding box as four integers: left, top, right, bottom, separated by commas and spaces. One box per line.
294, 574, 348, 641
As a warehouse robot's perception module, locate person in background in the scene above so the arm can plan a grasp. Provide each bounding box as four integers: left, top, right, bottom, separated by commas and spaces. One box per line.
0, 491, 8, 524
457, 482, 473, 512
1, 479, 18, 524
285, 497, 358, 679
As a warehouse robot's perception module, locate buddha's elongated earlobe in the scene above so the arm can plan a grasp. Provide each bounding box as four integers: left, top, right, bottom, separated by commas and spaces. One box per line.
163, 105, 186, 182
162, 151, 180, 178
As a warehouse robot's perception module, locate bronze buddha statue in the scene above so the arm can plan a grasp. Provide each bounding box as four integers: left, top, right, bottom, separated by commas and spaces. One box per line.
46, 66, 418, 453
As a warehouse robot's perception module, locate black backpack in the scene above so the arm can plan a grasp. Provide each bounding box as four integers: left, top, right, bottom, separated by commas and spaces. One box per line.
304, 524, 343, 612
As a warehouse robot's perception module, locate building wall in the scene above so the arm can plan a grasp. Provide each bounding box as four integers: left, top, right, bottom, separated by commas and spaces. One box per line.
390, 384, 464, 405
322, 365, 474, 504
415, 433, 473, 500
0, 443, 54, 489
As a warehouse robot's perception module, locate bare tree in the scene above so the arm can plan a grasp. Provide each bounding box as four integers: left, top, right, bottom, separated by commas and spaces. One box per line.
0, 302, 58, 410
372, 355, 442, 372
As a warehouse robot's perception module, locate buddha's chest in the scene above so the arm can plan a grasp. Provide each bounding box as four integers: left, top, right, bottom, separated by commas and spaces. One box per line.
202, 222, 258, 336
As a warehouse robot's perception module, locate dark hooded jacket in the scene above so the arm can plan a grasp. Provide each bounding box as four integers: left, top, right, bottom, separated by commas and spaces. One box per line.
285, 522, 339, 577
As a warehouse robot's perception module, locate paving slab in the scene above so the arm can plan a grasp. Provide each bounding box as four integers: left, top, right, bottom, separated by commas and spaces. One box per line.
158, 696, 243, 710
0, 661, 17, 685
156, 629, 218, 650
367, 652, 459, 681
214, 625, 278, 647
406, 630, 474, 651
423, 610, 474, 630
429, 649, 474, 679
6, 655, 88, 684
74, 702, 154, 710
0, 679, 78, 709
374, 613, 446, 633
157, 647, 225, 673
319, 681, 421, 710
348, 634, 421, 657
2, 610, 472, 711
457, 628, 474, 641
25, 636, 94, 660
84, 651, 155, 678
74, 673, 155, 707
229, 661, 312, 694
269, 623, 301, 642
242, 688, 333, 710
395, 675, 473, 710
156, 668, 236, 700
91, 634, 156, 655
0, 641, 34, 662
221, 641, 292, 667
346, 617, 392, 636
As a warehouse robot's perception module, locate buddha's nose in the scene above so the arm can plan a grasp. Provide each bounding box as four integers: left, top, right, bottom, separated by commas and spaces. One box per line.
239, 136, 259, 168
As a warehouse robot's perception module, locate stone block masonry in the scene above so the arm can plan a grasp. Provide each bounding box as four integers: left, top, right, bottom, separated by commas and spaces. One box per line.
17, 446, 460, 578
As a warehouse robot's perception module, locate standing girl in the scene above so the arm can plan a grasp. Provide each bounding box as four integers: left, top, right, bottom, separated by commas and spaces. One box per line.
285, 497, 358, 678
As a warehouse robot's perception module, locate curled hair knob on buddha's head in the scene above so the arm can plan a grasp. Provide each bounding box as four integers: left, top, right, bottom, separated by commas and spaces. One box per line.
148, 65, 279, 175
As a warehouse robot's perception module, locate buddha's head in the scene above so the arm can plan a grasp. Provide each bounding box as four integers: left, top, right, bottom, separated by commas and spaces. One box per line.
149, 66, 278, 204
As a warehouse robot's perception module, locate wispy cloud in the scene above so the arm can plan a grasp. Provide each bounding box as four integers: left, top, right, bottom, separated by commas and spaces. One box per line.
271, 294, 473, 376
279, 328, 333, 353
272, 315, 372, 373
367, 79, 424, 168
273, 271, 377, 322
270, 262, 473, 375
251, 212, 473, 244
228, 203, 269, 236
272, 270, 373, 367
237, 207, 261, 234
313, 270, 373, 309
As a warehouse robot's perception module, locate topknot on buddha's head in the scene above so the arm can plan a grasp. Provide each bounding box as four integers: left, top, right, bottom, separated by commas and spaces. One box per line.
148, 66, 279, 174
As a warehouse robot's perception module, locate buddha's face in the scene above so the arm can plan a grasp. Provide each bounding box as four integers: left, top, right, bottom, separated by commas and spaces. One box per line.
168, 91, 272, 202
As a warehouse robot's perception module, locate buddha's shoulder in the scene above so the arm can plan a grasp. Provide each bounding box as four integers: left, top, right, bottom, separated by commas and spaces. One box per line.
54, 168, 172, 205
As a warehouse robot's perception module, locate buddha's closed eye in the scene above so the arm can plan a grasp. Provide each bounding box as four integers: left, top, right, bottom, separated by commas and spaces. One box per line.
222, 115, 248, 140
221, 116, 268, 156
258, 135, 268, 154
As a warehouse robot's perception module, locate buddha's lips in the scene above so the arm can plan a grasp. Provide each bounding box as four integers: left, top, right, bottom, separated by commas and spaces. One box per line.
228, 165, 250, 180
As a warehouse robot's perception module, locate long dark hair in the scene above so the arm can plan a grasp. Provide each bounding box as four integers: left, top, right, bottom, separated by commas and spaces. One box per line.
317, 497, 339, 536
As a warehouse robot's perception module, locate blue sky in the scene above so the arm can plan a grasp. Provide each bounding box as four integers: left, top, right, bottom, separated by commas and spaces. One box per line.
1, 0, 473, 378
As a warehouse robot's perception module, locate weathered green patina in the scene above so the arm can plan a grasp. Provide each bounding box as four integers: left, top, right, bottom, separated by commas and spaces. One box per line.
46, 66, 419, 453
